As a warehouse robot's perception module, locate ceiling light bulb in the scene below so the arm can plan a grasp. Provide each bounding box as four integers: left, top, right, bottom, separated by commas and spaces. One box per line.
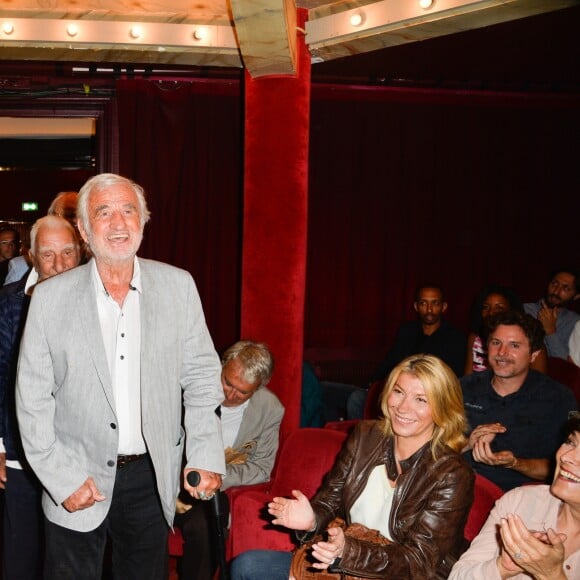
66, 24, 79, 37
350, 13, 364, 27
193, 28, 207, 41
2, 22, 14, 35
418, 0, 433, 8
129, 26, 143, 39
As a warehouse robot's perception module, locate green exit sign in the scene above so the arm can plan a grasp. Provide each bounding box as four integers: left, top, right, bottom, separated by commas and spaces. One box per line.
22, 202, 39, 211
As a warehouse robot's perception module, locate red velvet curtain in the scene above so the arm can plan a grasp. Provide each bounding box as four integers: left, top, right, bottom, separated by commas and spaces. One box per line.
112, 77, 578, 362
305, 85, 580, 351
116, 79, 243, 352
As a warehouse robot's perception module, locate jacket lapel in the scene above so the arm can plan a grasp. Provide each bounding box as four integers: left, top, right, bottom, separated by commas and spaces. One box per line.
139, 259, 158, 402
76, 262, 116, 414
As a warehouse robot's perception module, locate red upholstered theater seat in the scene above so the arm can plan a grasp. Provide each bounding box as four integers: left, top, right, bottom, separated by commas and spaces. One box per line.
464, 473, 504, 543
225, 428, 348, 560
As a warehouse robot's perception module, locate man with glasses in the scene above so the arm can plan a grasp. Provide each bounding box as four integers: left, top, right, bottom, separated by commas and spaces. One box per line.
175, 340, 284, 580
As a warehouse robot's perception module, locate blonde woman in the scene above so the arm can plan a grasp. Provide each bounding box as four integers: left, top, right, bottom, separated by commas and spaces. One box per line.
231, 354, 475, 579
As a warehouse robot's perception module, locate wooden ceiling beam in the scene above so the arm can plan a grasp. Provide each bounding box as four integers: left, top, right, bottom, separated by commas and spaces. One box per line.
229, 0, 298, 77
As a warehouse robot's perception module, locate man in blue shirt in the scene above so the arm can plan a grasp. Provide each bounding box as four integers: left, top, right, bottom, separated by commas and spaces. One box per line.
461, 310, 576, 491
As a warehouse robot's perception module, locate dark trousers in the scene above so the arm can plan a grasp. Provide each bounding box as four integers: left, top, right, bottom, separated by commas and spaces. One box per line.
3, 466, 44, 580
44, 455, 169, 580
174, 491, 229, 580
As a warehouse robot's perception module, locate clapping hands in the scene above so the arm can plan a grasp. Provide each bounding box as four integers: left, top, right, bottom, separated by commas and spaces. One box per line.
498, 514, 567, 580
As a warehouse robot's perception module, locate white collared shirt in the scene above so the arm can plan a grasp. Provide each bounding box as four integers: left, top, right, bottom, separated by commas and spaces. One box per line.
220, 400, 250, 449
92, 258, 146, 455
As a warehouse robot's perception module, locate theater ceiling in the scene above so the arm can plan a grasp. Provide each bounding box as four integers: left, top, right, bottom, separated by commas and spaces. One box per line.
0, 0, 577, 78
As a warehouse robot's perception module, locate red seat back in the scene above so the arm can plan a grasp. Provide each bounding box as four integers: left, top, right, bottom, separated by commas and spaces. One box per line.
226, 428, 347, 559
464, 473, 503, 542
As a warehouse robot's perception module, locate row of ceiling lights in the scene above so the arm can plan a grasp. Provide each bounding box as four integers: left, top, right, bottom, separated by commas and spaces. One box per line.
349, 0, 433, 27
0, 0, 435, 41
1, 21, 211, 42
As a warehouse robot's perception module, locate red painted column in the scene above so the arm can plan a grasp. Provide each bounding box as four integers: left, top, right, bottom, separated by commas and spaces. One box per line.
240, 9, 311, 437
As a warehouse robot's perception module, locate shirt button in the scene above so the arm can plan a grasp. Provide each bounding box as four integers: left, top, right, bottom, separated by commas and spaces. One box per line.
120, 355, 125, 360
110, 423, 116, 429
107, 460, 115, 467
121, 333, 125, 338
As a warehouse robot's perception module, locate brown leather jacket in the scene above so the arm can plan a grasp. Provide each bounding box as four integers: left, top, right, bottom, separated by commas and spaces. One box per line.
303, 420, 474, 579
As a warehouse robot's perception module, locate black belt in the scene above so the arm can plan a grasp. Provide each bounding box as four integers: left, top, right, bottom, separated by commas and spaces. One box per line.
117, 453, 147, 468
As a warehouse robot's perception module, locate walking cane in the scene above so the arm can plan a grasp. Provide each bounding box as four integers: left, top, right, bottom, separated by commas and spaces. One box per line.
187, 471, 229, 580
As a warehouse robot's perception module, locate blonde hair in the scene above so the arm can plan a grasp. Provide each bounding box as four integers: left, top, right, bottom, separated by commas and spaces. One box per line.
380, 354, 467, 457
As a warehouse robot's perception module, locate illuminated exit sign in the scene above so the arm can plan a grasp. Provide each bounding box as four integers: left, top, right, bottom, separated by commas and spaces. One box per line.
22, 202, 39, 211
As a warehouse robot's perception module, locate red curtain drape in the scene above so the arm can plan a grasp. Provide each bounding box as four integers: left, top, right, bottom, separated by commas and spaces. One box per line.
305, 85, 580, 352
111, 76, 578, 369
116, 79, 243, 352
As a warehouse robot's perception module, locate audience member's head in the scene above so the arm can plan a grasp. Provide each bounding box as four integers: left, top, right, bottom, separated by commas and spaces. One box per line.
29, 216, 81, 282
221, 341, 274, 407
47, 191, 79, 226
0, 226, 20, 262
413, 284, 447, 330
380, 353, 467, 457
486, 311, 545, 382
543, 267, 579, 309
468, 284, 523, 335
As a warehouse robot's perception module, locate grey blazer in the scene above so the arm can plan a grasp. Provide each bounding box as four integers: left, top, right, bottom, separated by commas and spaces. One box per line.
222, 387, 284, 490
16, 258, 225, 531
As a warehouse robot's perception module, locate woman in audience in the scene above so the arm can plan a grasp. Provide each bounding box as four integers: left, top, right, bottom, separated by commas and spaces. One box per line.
464, 284, 546, 375
230, 354, 474, 579
450, 414, 580, 579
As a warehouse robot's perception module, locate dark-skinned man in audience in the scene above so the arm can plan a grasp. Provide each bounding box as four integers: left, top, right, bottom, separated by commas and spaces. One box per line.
524, 267, 579, 360
347, 284, 466, 419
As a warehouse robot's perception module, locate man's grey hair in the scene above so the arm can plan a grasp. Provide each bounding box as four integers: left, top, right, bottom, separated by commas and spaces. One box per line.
77, 173, 151, 235
29, 215, 78, 255
221, 341, 274, 388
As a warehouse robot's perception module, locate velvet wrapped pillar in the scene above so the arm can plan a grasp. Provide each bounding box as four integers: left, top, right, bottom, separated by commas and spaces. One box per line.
240, 9, 310, 437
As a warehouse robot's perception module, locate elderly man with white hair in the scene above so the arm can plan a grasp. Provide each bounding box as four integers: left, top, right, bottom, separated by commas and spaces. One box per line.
0, 215, 81, 579
16, 174, 225, 580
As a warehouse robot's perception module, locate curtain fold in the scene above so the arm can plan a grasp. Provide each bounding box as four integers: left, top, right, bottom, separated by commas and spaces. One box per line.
116, 78, 243, 352
112, 76, 578, 363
